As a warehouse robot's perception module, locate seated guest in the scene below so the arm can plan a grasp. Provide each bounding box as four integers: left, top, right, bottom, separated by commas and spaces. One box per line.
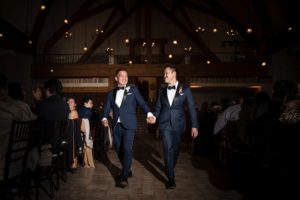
32, 79, 69, 154
0, 73, 37, 180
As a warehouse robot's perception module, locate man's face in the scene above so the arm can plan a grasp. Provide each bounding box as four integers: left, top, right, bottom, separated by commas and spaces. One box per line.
164, 67, 176, 84
115, 70, 128, 86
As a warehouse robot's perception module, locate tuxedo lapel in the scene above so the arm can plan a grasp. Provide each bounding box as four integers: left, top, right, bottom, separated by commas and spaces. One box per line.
172, 83, 182, 105
113, 88, 117, 106
162, 87, 171, 107
120, 87, 128, 106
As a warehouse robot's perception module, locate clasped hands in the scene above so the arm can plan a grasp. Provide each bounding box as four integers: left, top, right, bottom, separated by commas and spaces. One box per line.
146, 116, 156, 124
102, 119, 109, 128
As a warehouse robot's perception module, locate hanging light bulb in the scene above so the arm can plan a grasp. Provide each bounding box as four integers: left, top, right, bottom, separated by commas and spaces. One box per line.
212, 28, 218, 33
168, 54, 173, 59
83, 45, 88, 51
0, 33, 3, 38
125, 38, 130, 44
206, 60, 211, 64
173, 40, 178, 45
40, 4, 46, 10
64, 18, 69, 24
246, 28, 253, 33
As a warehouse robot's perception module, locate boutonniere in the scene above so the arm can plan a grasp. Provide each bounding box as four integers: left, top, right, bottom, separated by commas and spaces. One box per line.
178, 86, 183, 94
125, 86, 130, 93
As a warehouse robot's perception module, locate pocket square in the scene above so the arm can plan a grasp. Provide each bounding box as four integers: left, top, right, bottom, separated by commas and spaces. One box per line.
179, 93, 184, 95
127, 93, 133, 95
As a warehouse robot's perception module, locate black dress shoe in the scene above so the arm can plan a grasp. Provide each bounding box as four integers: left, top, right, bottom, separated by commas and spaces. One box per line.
116, 179, 128, 188
116, 171, 132, 179
167, 178, 176, 189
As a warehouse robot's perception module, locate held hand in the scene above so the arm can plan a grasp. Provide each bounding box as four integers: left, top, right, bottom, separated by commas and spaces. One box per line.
191, 128, 198, 139
102, 119, 109, 127
146, 116, 156, 124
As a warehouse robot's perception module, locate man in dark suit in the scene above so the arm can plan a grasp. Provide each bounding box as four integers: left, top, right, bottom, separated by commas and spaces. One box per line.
151, 65, 199, 189
102, 68, 154, 188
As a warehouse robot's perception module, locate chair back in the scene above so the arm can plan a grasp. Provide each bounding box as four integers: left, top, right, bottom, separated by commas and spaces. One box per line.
3, 120, 35, 180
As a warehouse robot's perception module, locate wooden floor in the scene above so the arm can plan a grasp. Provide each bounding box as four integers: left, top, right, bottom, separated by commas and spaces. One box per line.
38, 131, 246, 200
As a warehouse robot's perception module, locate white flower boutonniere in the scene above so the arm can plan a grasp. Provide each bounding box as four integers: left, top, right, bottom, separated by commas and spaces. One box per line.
178, 86, 183, 94
125, 86, 131, 93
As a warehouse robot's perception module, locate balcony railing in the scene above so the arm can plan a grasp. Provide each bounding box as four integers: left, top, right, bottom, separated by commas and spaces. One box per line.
33, 52, 261, 65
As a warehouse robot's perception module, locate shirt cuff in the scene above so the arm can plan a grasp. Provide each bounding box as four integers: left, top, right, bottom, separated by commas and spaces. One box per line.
102, 117, 108, 122
147, 112, 154, 117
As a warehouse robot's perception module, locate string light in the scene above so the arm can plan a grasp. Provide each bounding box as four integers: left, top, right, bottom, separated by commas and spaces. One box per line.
64, 18, 69, 24
40, 4, 46, 10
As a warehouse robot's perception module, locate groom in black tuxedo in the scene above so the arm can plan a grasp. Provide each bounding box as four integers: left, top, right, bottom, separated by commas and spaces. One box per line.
151, 64, 199, 189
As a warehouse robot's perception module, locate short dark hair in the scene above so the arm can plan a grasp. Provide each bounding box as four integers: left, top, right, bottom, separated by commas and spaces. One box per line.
82, 96, 93, 105
164, 64, 178, 74
115, 68, 128, 75
44, 79, 63, 95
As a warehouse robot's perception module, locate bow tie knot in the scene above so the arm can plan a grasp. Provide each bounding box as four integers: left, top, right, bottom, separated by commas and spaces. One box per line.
117, 86, 125, 90
167, 85, 176, 90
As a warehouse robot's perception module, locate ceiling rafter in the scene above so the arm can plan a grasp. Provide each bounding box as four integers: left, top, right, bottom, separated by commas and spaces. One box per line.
179, 7, 215, 57
77, 0, 144, 63
252, 0, 273, 37
116, 0, 126, 16
153, 0, 220, 63
77, 6, 119, 63
0, 18, 33, 54
267, 24, 300, 53
30, 0, 53, 53
204, 0, 260, 50
44, 0, 114, 53
182, 0, 222, 19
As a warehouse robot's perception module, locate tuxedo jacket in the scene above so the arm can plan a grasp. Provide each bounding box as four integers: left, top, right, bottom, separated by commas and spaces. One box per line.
154, 83, 199, 131
102, 84, 150, 130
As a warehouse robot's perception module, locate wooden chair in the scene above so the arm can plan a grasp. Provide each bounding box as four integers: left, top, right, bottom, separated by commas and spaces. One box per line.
0, 120, 35, 200
32, 120, 68, 199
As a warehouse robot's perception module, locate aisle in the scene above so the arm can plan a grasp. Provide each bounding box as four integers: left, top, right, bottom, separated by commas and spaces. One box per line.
41, 132, 243, 200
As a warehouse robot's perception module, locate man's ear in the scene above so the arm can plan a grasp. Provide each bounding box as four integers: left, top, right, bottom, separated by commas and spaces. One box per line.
114, 76, 118, 82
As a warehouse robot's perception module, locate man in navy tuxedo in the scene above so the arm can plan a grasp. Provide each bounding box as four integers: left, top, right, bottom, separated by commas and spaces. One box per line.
102, 68, 154, 188
151, 65, 199, 189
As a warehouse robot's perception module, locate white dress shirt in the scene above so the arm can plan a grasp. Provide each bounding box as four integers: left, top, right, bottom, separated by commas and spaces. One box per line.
115, 88, 125, 108
167, 81, 178, 106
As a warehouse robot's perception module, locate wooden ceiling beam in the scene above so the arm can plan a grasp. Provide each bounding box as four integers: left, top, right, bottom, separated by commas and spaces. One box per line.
153, 0, 220, 63
204, 0, 260, 49
77, 1, 144, 63
43, 0, 114, 53
0, 18, 33, 54
252, 0, 273, 36
182, 0, 222, 19
177, 7, 205, 59
30, 0, 53, 53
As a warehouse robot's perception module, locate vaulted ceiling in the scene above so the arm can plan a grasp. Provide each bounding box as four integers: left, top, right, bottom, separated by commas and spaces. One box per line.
0, 0, 299, 63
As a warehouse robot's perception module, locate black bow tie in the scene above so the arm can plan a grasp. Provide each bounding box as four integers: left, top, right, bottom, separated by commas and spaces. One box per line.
167, 85, 176, 90
117, 86, 125, 90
